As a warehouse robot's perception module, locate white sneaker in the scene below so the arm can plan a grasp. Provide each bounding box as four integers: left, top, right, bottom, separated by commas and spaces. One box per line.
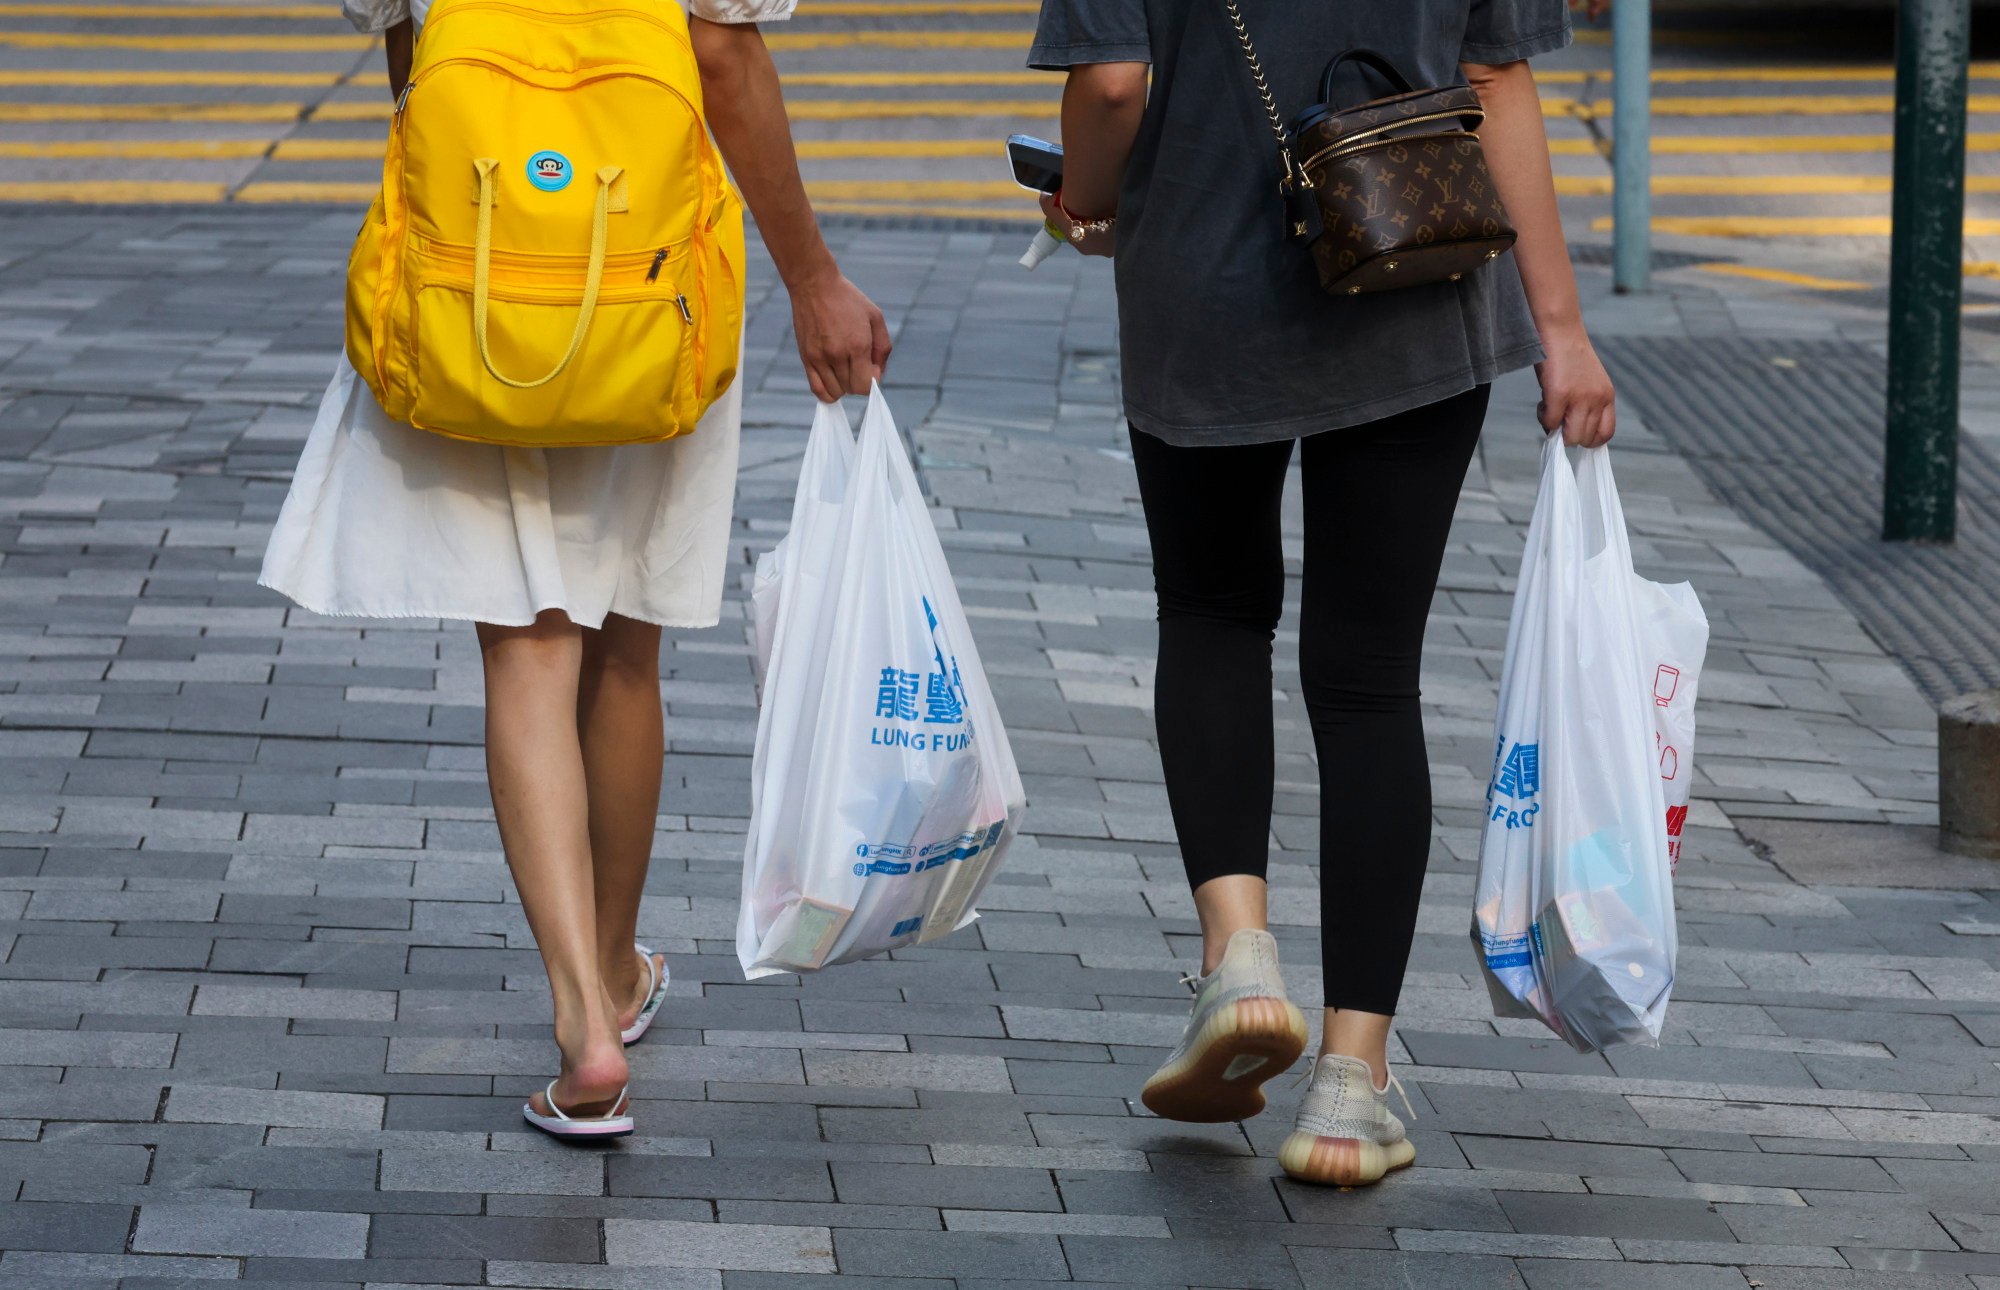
1279, 1052, 1417, 1186
1140, 928, 1308, 1124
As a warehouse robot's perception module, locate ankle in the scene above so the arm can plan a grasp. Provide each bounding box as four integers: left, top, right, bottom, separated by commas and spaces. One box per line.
1199, 923, 1270, 975
600, 948, 643, 995
1317, 1046, 1389, 1089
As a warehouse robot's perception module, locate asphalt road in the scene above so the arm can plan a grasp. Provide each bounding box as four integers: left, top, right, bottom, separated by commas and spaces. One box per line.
0, 3, 1994, 273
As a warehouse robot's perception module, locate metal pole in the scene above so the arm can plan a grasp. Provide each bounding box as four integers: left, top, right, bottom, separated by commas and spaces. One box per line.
1611, 0, 1651, 293
1885, 0, 1969, 543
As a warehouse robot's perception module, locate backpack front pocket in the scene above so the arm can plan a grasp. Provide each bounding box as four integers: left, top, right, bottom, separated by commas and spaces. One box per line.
409, 248, 702, 447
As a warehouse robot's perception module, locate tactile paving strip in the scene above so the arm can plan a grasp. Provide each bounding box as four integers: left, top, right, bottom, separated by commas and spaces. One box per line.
1599, 335, 2000, 703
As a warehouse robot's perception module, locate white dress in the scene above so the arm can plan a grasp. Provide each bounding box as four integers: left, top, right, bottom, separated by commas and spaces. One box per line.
259, 0, 794, 629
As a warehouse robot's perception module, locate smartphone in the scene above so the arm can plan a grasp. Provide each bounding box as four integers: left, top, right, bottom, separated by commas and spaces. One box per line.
1006, 134, 1064, 195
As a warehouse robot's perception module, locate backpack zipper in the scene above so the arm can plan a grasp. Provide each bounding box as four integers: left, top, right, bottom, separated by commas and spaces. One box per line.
675, 293, 693, 324
646, 248, 668, 283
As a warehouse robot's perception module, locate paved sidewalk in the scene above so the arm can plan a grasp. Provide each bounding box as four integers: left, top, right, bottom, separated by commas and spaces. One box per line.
1, 207, 1998, 1290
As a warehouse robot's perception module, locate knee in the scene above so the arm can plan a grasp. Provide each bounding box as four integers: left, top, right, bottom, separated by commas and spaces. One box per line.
478, 611, 582, 674
1156, 576, 1283, 637
1297, 642, 1420, 717
582, 617, 662, 685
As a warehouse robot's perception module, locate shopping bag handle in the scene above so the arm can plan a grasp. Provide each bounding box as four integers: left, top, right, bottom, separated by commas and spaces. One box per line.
471, 157, 623, 390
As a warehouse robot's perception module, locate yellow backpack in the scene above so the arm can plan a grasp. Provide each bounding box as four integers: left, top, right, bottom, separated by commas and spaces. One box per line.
345, 0, 744, 447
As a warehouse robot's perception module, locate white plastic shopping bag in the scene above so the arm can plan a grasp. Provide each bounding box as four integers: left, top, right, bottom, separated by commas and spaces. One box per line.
738, 387, 1027, 979
1472, 434, 1707, 1051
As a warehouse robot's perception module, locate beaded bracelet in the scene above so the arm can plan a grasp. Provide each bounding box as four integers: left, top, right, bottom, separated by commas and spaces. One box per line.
1052, 188, 1115, 240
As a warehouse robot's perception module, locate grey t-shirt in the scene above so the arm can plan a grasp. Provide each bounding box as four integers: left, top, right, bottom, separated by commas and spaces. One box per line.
1030, 0, 1571, 444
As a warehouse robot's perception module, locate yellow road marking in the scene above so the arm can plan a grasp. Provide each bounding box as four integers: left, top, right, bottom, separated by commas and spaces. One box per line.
0, 180, 228, 202
763, 30, 1030, 50
234, 181, 375, 202
0, 2, 329, 14
268, 138, 377, 160
0, 139, 271, 159
783, 98, 1053, 120
781, 71, 1048, 87
309, 101, 391, 121
1538, 62, 2000, 85
1556, 175, 2000, 197
797, 139, 1003, 159
0, 31, 370, 50
1573, 93, 2000, 118
1694, 262, 1870, 291
1548, 131, 2000, 155
811, 200, 1029, 219
1590, 215, 2000, 237
0, 69, 342, 86
805, 180, 1024, 200
0, 102, 304, 121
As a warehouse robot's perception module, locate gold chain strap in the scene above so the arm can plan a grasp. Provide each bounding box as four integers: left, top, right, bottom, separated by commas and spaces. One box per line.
1221, 0, 1304, 191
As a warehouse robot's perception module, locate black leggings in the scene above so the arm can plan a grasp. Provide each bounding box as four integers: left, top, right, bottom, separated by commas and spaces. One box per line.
1131, 385, 1489, 1016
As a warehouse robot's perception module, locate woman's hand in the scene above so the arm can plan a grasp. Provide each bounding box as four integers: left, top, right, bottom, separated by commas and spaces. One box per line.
1534, 325, 1616, 447
1040, 192, 1114, 258
791, 268, 892, 402
690, 18, 889, 402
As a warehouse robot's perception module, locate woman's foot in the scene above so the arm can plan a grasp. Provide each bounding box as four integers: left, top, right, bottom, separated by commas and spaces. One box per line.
522, 1076, 633, 1139
525, 1042, 630, 1123
1141, 928, 1308, 1123
610, 946, 669, 1043
1279, 1053, 1415, 1187
527, 992, 630, 1123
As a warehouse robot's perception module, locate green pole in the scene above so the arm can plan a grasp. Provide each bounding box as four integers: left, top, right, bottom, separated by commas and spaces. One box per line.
1885, 0, 1968, 543
1611, 0, 1651, 292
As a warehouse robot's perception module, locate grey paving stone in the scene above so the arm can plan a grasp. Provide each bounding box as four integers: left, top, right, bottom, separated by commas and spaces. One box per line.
1516, 1260, 1750, 1289
608, 1156, 833, 1203
378, 1147, 607, 1196
1291, 1248, 1526, 1289
1497, 1191, 1737, 1243
369, 1213, 603, 1263
1719, 1201, 1958, 1251
602, 1219, 836, 1273
829, 1230, 1067, 1281
0, 1202, 133, 1254
130, 1204, 368, 1259
164, 1085, 383, 1130
829, 1161, 1060, 1213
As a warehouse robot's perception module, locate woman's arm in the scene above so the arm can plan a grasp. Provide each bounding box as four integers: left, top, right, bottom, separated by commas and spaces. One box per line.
1464, 57, 1615, 447
1036, 62, 1148, 257
690, 17, 890, 400
384, 17, 412, 99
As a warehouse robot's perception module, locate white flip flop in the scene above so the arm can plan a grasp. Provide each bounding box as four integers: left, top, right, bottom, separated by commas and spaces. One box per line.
620, 942, 669, 1046
521, 1079, 633, 1139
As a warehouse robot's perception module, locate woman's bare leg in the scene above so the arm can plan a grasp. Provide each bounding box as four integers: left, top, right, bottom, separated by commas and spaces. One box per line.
477, 610, 627, 1116
577, 613, 667, 1029
1321, 1008, 1394, 1087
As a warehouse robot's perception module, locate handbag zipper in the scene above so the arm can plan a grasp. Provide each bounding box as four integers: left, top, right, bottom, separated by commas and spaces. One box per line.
1302, 122, 1482, 175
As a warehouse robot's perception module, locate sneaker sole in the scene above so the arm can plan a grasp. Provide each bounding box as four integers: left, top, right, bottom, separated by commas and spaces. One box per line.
1140, 996, 1310, 1124
1277, 1130, 1416, 1187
